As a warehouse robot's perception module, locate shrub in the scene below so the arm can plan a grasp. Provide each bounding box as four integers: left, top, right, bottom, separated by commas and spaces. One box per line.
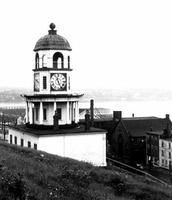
89, 168, 126, 196
61, 168, 92, 187
0, 169, 26, 200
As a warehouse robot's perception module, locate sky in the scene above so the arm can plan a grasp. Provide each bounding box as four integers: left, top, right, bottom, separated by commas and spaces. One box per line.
0, 0, 172, 90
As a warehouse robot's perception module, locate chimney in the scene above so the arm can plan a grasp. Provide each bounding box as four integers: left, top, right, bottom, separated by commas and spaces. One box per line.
53, 109, 59, 130
166, 114, 170, 120
85, 110, 90, 131
164, 114, 171, 138
113, 111, 122, 121
90, 99, 94, 126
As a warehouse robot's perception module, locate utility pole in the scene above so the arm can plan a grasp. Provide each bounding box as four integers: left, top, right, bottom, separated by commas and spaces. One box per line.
1, 113, 6, 141
90, 99, 94, 127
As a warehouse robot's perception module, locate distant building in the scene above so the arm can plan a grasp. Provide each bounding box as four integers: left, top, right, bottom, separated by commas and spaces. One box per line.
159, 138, 172, 169
146, 114, 172, 168
7, 23, 107, 166
79, 108, 111, 120
111, 113, 171, 165
146, 131, 162, 167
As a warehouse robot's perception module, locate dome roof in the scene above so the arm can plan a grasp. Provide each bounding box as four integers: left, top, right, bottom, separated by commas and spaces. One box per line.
34, 23, 72, 51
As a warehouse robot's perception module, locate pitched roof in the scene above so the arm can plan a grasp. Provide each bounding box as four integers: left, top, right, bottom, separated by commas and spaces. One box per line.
120, 117, 172, 137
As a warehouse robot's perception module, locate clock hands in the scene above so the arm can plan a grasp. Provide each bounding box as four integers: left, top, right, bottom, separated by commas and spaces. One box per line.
51, 73, 66, 90
56, 77, 61, 87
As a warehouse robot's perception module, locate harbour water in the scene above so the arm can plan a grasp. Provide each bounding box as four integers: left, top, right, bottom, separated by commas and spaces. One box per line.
79, 100, 172, 118
0, 100, 172, 119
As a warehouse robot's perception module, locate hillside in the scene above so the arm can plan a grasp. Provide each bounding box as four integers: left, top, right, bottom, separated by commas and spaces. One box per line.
0, 141, 172, 200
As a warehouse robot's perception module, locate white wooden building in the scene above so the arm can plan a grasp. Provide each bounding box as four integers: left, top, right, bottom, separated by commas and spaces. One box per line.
7, 23, 107, 166
159, 138, 172, 169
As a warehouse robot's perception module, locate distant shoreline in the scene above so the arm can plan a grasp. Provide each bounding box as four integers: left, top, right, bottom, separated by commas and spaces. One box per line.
0, 101, 171, 119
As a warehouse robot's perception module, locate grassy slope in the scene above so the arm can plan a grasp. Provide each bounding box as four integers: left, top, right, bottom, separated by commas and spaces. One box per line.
0, 142, 172, 200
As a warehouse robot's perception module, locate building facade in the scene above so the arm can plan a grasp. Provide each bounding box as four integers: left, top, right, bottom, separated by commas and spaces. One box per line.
146, 114, 172, 169
7, 23, 107, 166
111, 113, 172, 165
24, 23, 82, 126
146, 131, 162, 167
8, 126, 106, 166
159, 138, 172, 169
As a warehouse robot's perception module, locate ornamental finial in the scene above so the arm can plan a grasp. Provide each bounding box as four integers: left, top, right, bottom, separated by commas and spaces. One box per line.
50, 23, 56, 30
48, 23, 57, 35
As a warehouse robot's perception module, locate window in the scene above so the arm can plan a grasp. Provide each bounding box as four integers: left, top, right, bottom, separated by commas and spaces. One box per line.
14, 136, 17, 145
68, 56, 70, 69
162, 141, 164, 147
21, 139, 24, 147
169, 143, 171, 149
28, 141, 31, 148
68, 76, 70, 90
43, 76, 47, 89
53, 52, 64, 69
162, 159, 164, 165
161, 150, 164, 157
165, 160, 168, 167
43, 108, 47, 121
34, 144, 37, 150
36, 107, 39, 121
56, 108, 62, 120
169, 152, 171, 159
10, 135, 12, 144
42, 55, 45, 67
35, 53, 39, 69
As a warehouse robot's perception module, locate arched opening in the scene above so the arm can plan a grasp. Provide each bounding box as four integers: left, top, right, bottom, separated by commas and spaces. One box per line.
42, 55, 45, 68
68, 56, 70, 69
53, 52, 64, 69
35, 53, 39, 69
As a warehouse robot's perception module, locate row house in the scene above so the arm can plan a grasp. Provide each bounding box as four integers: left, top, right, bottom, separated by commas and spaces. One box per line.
146, 114, 172, 168
159, 138, 172, 169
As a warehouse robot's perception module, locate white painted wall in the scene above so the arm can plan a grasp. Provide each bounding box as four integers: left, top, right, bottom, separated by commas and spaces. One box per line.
7, 127, 107, 166
42, 102, 68, 125
34, 70, 72, 95
38, 132, 107, 166
34, 49, 72, 95
32, 101, 79, 125
7, 128, 39, 148
159, 139, 172, 169
36, 50, 71, 69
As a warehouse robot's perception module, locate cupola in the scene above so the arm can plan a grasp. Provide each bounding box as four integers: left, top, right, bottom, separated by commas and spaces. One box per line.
34, 23, 72, 51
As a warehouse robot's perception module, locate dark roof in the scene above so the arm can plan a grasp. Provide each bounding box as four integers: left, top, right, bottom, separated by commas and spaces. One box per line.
120, 117, 172, 137
147, 131, 163, 135
24, 93, 84, 99
8, 124, 106, 136
161, 137, 172, 142
34, 23, 72, 51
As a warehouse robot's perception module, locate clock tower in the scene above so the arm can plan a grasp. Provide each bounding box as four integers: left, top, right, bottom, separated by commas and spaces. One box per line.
24, 23, 83, 125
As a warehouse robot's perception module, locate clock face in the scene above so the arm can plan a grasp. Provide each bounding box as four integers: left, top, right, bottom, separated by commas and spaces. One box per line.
34, 73, 40, 91
50, 73, 67, 91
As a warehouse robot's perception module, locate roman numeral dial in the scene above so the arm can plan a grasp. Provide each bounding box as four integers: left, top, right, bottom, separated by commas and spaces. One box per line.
50, 73, 67, 91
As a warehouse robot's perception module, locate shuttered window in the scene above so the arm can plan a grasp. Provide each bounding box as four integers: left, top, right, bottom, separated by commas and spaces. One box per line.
10, 135, 12, 144
21, 139, 24, 147
28, 141, 31, 148
43, 76, 47, 89
34, 144, 37, 150
14, 136, 17, 145
43, 108, 47, 121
